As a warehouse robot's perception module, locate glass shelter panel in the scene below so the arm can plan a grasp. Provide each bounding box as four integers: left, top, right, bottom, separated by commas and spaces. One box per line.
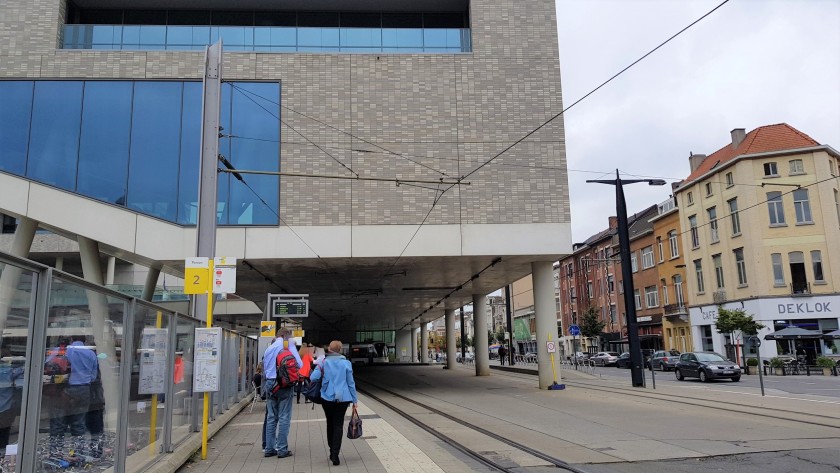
171, 316, 197, 446
36, 276, 125, 472
0, 263, 36, 473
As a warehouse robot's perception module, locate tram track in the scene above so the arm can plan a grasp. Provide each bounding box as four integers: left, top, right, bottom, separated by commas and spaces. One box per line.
356, 380, 593, 473
493, 368, 840, 431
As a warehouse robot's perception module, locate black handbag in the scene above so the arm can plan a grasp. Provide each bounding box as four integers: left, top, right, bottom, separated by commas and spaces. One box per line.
346, 405, 362, 439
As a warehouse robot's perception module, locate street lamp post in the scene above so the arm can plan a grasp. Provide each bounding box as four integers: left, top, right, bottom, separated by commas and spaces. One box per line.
588, 170, 666, 387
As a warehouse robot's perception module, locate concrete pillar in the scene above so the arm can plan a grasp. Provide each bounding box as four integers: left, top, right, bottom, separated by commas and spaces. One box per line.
0, 217, 38, 331
420, 324, 429, 363
411, 326, 418, 362
533, 261, 561, 389
445, 309, 456, 369
142, 266, 161, 302
105, 256, 116, 285
55, 256, 64, 271
473, 294, 489, 376
395, 329, 412, 362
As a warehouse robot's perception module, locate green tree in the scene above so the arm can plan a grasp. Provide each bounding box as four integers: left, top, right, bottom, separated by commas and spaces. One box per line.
495, 328, 506, 344
580, 307, 606, 339
714, 306, 765, 335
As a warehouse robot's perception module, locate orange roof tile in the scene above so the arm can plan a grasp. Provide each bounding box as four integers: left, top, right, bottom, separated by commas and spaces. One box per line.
684, 123, 820, 182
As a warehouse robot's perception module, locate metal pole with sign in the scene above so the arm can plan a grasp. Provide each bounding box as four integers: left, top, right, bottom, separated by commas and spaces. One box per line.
751, 336, 765, 396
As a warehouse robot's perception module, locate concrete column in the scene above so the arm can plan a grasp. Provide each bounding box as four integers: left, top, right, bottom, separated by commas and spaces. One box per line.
533, 261, 561, 389
473, 294, 489, 376
411, 326, 418, 362
420, 324, 429, 363
0, 216, 38, 331
78, 236, 119, 412
142, 266, 161, 302
55, 256, 64, 271
105, 256, 116, 285
445, 309, 456, 369
395, 329, 412, 362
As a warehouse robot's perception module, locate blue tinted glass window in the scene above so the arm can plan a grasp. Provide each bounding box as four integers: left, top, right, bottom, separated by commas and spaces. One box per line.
298, 27, 339, 48
177, 82, 202, 224
382, 28, 423, 48
28, 81, 83, 190
166, 26, 193, 46
217, 84, 232, 224
77, 81, 133, 204
0, 81, 34, 175
127, 82, 182, 221
341, 28, 381, 48
227, 82, 280, 225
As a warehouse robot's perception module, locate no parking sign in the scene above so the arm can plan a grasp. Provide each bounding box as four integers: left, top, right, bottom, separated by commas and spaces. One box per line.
546, 341, 556, 353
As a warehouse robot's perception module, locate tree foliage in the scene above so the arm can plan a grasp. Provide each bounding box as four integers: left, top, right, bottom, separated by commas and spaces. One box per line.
714, 306, 765, 335
580, 307, 606, 339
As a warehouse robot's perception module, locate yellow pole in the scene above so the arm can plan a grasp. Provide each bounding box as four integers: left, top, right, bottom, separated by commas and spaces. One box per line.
201, 261, 214, 460
548, 333, 558, 384
150, 310, 163, 455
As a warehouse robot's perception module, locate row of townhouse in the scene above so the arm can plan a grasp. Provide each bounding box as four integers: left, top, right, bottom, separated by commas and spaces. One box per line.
559, 123, 840, 363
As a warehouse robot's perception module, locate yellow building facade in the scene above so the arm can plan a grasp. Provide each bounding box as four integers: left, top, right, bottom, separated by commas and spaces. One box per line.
674, 125, 840, 361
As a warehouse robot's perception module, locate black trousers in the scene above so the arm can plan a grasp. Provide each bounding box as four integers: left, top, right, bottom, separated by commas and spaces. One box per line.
321, 400, 350, 459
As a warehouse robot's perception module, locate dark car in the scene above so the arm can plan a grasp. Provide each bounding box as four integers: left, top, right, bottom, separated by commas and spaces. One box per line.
675, 352, 741, 382
649, 350, 681, 371
615, 352, 632, 368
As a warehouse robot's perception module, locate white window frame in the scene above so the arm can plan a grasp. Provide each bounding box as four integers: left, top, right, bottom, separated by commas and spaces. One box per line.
689, 215, 699, 248
725, 172, 734, 187
771, 253, 785, 286
641, 246, 655, 269
764, 162, 779, 177
793, 188, 813, 224
634, 289, 641, 310
631, 252, 638, 273
705, 182, 713, 197
694, 259, 705, 293
767, 192, 786, 226
687, 191, 694, 206
645, 285, 659, 308
734, 248, 747, 286
811, 250, 824, 282
668, 230, 679, 258
835, 189, 840, 227
661, 279, 669, 306
674, 274, 684, 305
713, 253, 724, 289
708, 206, 719, 243
657, 237, 664, 263
728, 197, 741, 236
789, 159, 804, 175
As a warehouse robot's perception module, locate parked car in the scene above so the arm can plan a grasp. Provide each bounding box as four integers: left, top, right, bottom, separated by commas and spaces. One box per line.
568, 352, 590, 363
591, 352, 620, 366
675, 352, 741, 382
649, 350, 681, 371
615, 352, 632, 368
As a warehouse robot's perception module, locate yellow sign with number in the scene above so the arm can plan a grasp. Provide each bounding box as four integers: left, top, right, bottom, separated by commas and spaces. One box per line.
184, 267, 210, 294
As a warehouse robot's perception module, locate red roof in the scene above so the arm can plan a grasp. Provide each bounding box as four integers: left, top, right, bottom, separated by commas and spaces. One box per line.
685, 123, 820, 182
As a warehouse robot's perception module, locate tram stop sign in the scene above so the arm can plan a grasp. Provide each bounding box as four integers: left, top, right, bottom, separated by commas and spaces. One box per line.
569, 324, 581, 336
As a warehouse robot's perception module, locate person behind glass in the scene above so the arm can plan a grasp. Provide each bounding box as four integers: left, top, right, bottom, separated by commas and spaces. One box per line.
310, 340, 358, 466
49, 335, 98, 456
84, 346, 105, 459
262, 329, 301, 459
0, 347, 24, 455
296, 345, 314, 404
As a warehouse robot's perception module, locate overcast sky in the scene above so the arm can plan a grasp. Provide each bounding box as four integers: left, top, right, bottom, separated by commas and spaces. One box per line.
554, 0, 840, 243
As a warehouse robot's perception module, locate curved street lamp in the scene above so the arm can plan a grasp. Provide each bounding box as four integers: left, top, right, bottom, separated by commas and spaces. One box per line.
587, 170, 666, 387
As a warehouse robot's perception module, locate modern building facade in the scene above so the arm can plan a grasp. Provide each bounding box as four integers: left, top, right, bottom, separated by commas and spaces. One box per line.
674, 125, 840, 361
0, 0, 572, 470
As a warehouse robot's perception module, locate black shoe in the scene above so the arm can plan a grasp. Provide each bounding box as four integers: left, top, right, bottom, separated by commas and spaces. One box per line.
331, 455, 340, 465
277, 451, 293, 459
264, 450, 277, 457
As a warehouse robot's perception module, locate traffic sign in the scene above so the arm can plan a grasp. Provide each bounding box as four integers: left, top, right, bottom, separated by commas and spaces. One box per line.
546, 341, 556, 353
184, 257, 210, 294
569, 324, 581, 336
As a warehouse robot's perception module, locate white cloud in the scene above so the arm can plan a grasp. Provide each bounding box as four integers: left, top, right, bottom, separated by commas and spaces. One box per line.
556, 0, 840, 242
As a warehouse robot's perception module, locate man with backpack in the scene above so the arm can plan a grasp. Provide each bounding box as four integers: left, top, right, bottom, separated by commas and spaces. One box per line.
262, 328, 301, 459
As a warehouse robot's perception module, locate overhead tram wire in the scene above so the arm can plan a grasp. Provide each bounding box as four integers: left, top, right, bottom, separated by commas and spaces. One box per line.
228, 83, 452, 178
449, 0, 731, 188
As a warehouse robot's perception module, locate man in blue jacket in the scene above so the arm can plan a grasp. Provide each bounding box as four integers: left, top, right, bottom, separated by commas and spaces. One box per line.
262, 329, 301, 459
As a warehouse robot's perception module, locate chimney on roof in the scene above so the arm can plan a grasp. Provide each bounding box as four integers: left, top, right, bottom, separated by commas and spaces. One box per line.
688, 152, 706, 172
730, 128, 746, 148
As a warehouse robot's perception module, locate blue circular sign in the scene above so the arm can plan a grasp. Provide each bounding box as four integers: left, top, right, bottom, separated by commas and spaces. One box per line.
569, 324, 581, 336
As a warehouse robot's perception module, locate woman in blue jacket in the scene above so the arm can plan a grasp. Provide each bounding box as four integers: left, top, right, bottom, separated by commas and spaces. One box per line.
310, 340, 358, 466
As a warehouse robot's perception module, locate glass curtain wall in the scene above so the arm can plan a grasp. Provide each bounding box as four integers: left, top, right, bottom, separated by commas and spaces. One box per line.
0, 80, 280, 226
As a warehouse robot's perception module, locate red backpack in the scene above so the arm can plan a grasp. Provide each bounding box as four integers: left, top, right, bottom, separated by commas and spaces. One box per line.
274, 349, 300, 390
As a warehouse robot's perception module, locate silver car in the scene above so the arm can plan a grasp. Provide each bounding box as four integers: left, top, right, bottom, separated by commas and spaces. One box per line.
591, 351, 620, 366
649, 350, 681, 371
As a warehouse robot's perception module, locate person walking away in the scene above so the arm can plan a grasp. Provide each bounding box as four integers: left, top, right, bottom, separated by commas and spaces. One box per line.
498, 345, 507, 365
262, 329, 301, 459
63, 336, 98, 458
310, 340, 358, 466
296, 346, 314, 404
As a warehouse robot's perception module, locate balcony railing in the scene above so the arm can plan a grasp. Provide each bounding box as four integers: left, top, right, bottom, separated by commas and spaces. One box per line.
790, 281, 810, 295
663, 303, 688, 316
62, 24, 472, 53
